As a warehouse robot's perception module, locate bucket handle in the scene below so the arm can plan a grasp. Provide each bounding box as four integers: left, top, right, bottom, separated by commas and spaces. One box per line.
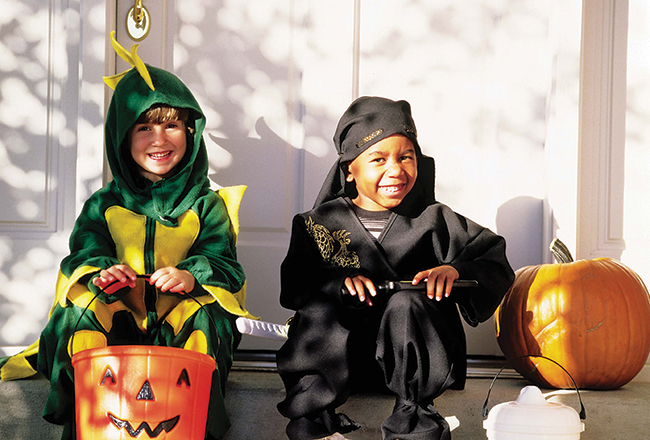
71, 274, 221, 359
482, 355, 586, 420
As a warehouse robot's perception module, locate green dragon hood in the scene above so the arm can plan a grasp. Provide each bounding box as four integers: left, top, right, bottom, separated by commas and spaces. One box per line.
104, 65, 210, 226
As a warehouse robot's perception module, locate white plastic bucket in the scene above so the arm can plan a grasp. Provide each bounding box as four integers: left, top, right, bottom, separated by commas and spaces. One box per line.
483, 385, 585, 439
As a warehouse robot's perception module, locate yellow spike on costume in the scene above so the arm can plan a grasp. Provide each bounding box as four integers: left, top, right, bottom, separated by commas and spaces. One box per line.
217, 185, 247, 244
102, 30, 155, 91
130, 44, 155, 91
102, 71, 129, 90
0, 342, 39, 380
110, 30, 133, 64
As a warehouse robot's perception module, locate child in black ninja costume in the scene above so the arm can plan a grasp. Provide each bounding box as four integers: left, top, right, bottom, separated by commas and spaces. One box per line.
276, 96, 515, 440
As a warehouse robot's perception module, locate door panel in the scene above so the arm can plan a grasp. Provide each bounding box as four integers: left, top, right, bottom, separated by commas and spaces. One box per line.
0, 0, 92, 352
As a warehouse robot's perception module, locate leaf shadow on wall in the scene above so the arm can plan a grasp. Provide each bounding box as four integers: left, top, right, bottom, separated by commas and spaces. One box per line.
207, 117, 297, 231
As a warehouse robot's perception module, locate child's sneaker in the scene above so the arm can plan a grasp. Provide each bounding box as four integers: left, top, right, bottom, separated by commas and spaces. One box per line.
316, 434, 349, 440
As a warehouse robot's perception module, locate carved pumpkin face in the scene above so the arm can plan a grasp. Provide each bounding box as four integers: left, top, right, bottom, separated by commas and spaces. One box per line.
72, 346, 215, 440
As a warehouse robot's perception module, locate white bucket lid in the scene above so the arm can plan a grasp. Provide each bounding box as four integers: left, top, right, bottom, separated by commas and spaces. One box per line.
483, 386, 585, 436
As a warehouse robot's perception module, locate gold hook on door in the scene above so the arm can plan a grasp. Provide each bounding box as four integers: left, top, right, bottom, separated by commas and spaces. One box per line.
126, 0, 151, 42
132, 0, 145, 28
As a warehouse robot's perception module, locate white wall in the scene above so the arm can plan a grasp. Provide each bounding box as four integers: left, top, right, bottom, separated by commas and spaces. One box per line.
624, 2, 650, 292
624, 0, 650, 381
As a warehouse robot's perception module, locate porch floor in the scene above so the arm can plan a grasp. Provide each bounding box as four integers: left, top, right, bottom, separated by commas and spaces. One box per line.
1, 367, 648, 439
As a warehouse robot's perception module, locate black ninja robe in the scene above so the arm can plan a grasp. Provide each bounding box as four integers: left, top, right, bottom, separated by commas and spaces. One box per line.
275, 97, 515, 440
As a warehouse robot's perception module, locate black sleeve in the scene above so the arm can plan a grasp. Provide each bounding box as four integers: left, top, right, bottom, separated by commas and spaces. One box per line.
279, 215, 359, 311
437, 209, 515, 326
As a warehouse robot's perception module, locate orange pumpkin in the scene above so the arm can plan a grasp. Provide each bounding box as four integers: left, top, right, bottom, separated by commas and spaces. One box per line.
496, 240, 650, 389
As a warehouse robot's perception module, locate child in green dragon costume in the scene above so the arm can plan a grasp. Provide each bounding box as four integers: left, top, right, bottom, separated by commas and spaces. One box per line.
0, 34, 254, 440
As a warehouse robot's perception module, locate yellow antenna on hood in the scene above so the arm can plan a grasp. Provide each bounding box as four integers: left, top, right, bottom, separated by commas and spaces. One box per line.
103, 31, 155, 91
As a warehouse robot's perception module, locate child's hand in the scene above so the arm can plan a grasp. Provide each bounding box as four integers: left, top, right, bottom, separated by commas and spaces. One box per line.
343, 274, 376, 306
149, 267, 195, 294
411, 265, 460, 302
93, 264, 137, 294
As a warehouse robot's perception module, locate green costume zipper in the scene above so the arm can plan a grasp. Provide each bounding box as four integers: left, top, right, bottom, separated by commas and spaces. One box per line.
144, 217, 158, 329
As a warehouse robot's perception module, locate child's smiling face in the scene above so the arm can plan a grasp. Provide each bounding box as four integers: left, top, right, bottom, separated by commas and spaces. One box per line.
130, 119, 187, 182
346, 134, 418, 211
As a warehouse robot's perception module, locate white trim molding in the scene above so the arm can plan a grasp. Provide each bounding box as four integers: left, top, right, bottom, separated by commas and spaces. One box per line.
576, 0, 628, 260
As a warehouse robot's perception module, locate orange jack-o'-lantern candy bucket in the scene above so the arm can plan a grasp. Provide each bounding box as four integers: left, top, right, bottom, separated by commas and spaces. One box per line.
72, 345, 215, 440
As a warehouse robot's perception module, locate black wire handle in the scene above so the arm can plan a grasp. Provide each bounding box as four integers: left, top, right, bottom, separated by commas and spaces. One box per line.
71, 274, 220, 359
482, 354, 586, 420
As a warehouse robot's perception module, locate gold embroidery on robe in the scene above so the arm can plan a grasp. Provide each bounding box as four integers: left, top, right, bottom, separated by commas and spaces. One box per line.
305, 217, 360, 269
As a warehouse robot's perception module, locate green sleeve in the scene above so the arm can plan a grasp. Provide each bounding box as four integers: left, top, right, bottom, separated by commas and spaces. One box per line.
60, 188, 121, 278
177, 192, 246, 293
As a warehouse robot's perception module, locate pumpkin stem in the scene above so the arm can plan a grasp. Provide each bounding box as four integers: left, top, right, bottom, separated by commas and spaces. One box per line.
550, 238, 574, 263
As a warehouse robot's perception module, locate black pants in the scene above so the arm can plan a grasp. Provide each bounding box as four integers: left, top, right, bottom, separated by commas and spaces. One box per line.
277, 290, 460, 440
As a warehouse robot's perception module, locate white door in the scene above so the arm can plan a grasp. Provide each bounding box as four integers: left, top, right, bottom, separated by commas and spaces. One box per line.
138, 0, 582, 353
0, 0, 584, 357
0, 0, 103, 354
